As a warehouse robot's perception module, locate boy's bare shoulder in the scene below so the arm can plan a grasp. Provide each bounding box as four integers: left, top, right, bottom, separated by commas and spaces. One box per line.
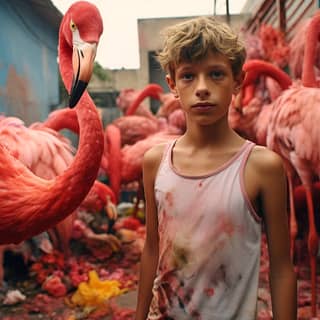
249, 145, 285, 177
143, 142, 168, 172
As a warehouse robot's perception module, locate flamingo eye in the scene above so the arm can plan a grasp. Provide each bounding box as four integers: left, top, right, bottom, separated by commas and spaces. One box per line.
70, 20, 77, 31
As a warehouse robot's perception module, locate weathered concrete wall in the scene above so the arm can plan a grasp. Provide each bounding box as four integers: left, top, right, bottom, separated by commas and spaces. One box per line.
0, 1, 60, 125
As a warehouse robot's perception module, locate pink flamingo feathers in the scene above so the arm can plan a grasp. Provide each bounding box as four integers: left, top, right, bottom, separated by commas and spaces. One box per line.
234, 15, 320, 313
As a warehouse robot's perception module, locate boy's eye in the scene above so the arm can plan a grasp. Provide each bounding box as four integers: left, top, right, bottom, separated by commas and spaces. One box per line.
211, 70, 224, 79
181, 73, 193, 80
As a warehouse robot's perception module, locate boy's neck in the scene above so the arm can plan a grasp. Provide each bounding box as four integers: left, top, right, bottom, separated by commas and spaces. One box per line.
183, 116, 243, 149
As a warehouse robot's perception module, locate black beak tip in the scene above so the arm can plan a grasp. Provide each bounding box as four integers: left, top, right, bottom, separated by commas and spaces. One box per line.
69, 98, 77, 108
68, 80, 88, 108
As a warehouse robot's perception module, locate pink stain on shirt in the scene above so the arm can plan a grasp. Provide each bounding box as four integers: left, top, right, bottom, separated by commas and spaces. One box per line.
203, 287, 215, 297
165, 191, 174, 207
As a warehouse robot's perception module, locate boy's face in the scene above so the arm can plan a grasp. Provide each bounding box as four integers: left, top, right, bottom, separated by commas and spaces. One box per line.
166, 51, 243, 126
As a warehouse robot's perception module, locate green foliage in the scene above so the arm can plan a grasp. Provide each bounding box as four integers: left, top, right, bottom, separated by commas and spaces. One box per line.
93, 62, 110, 81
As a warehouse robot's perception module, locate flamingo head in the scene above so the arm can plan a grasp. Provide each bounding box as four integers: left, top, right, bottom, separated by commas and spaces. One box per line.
60, 1, 103, 108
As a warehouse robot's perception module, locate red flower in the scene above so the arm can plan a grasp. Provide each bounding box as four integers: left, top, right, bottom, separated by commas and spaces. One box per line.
37, 269, 49, 284
42, 275, 67, 297
30, 262, 43, 272
41, 254, 56, 265
55, 255, 65, 269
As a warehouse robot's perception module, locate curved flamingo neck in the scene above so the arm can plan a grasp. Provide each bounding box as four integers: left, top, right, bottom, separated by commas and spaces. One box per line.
43, 108, 79, 134
125, 84, 163, 116
236, 60, 292, 146
105, 124, 121, 203
243, 60, 292, 90
49, 29, 103, 213
302, 14, 320, 87
240, 60, 291, 107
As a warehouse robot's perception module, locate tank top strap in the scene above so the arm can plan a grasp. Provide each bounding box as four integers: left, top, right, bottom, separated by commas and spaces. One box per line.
239, 140, 256, 168
238, 140, 261, 222
158, 139, 176, 172
218, 140, 255, 173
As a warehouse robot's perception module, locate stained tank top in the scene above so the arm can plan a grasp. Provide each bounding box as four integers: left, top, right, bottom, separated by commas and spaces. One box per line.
148, 140, 261, 320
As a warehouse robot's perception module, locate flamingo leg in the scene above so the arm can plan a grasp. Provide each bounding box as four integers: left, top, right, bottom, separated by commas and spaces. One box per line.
304, 185, 319, 317
105, 124, 122, 203
287, 174, 298, 261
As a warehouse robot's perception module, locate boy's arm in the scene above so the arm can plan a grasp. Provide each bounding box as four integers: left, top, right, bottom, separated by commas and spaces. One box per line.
135, 144, 164, 320
257, 148, 297, 319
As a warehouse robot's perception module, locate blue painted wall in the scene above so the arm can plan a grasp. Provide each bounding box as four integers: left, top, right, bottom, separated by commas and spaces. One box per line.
0, 1, 60, 125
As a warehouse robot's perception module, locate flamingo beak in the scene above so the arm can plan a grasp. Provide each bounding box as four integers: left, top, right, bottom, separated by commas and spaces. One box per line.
69, 42, 97, 108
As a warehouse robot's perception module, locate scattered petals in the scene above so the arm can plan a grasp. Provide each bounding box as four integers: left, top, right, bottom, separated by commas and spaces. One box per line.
3, 289, 26, 305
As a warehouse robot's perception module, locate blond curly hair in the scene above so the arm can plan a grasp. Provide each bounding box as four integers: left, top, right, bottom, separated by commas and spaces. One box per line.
157, 16, 246, 79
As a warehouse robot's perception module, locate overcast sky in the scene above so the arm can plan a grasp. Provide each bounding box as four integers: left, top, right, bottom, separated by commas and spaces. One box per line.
52, 0, 247, 69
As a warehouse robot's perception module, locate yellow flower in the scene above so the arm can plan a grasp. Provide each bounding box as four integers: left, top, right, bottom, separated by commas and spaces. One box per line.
71, 270, 127, 307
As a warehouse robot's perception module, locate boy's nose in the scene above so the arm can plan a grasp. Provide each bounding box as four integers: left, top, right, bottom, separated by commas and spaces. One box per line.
195, 78, 210, 99
196, 88, 210, 99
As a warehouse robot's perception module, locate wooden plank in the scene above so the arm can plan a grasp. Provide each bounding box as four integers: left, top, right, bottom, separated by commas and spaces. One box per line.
286, 2, 316, 40
286, 0, 310, 25
245, 0, 275, 31
262, 5, 277, 24
243, 0, 317, 40
277, 0, 286, 32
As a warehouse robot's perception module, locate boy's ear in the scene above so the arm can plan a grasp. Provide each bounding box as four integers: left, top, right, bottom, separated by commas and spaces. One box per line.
233, 70, 245, 95
166, 74, 179, 98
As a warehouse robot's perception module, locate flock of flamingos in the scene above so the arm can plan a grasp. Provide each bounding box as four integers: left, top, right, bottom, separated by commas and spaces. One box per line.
0, 1, 320, 318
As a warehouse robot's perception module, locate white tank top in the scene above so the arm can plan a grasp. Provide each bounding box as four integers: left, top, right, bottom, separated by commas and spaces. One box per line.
148, 140, 261, 320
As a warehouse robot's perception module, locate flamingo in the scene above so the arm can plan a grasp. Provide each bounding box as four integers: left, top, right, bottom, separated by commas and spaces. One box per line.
0, 1, 104, 245
265, 15, 320, 316
228, 60, 292, 146
0, 115, 77, 256
113, 83, 165, 147
232, 13, 320, 313
288, 12, 320, 80
0, 115, 85, 282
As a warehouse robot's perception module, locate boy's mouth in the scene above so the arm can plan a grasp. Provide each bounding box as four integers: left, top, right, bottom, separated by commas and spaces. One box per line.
192, 102, 216, 110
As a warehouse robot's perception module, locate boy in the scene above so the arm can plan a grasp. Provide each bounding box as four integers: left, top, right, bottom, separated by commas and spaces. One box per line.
136, 16, 297, 319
